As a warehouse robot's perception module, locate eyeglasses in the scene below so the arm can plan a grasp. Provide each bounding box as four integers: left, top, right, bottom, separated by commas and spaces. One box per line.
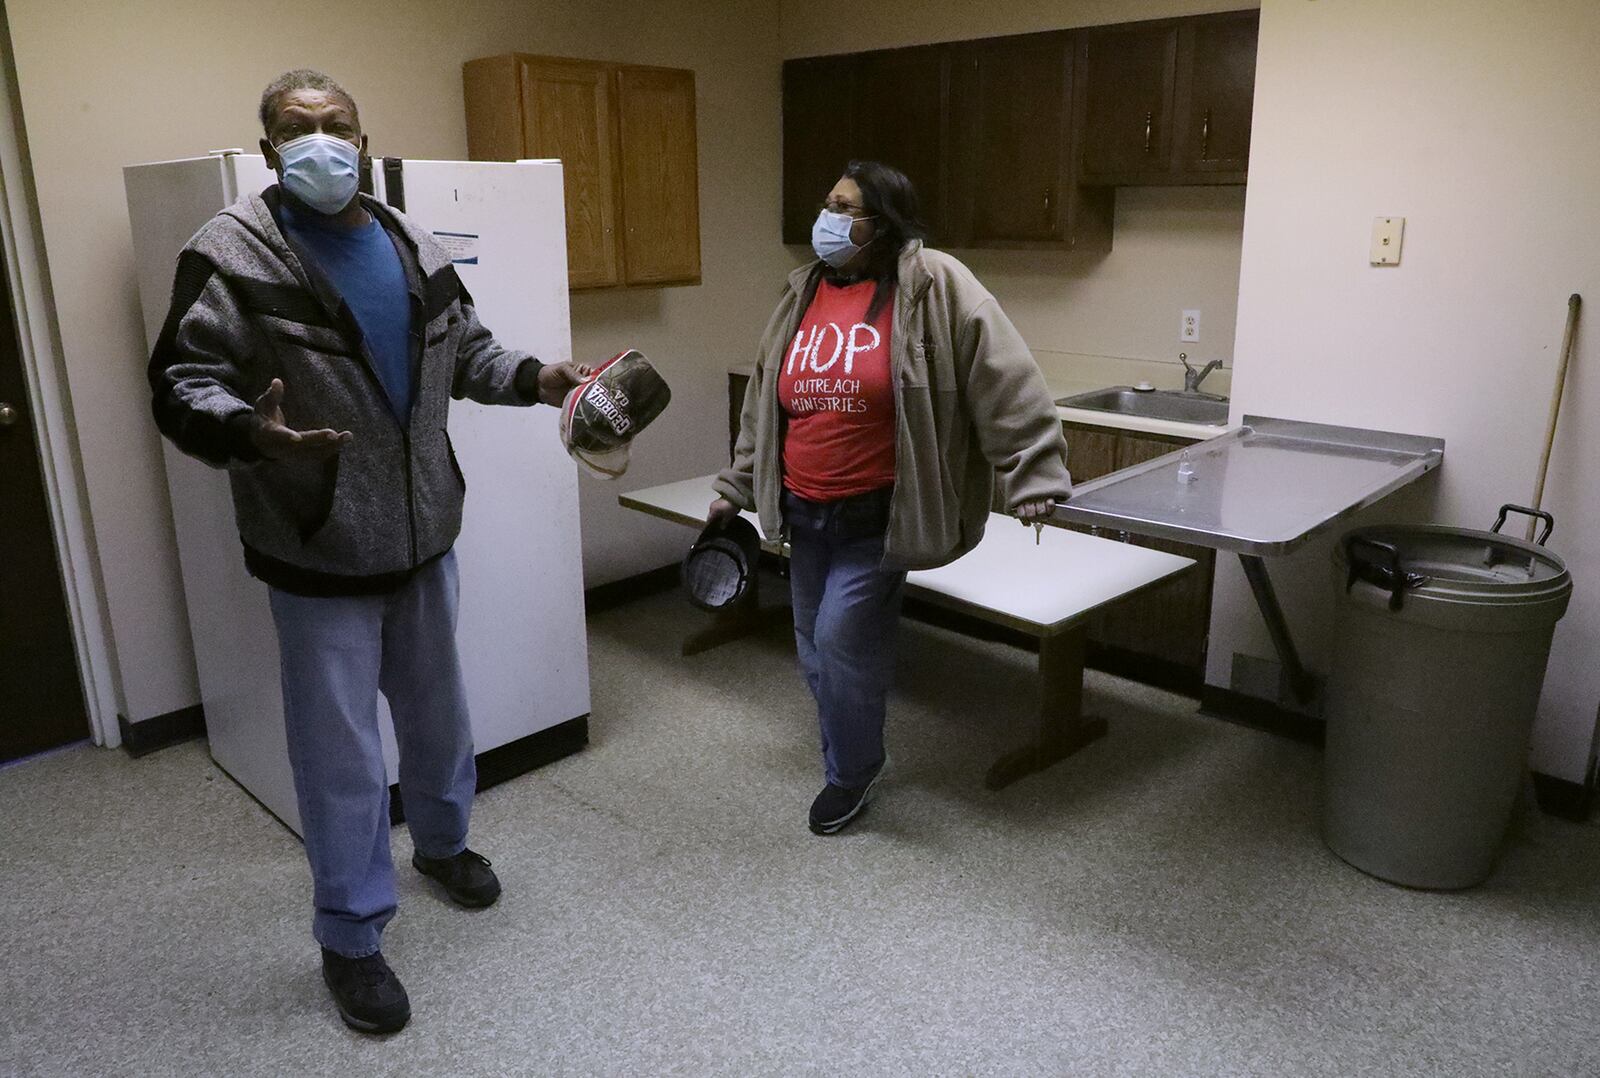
820, 199, 870, 218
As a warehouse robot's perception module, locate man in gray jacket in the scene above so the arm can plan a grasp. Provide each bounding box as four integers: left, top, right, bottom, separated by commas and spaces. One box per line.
148, 69, 587, 1034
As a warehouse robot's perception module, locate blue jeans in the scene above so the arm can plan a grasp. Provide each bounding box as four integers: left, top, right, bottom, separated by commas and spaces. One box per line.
784, 489, 906, 790
267, 550, 476, 958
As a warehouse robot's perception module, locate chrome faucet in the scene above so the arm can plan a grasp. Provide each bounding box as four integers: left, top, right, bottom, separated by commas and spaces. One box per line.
1180, 352, 1223, 394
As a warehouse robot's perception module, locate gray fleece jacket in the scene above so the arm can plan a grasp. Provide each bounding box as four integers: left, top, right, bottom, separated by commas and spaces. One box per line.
148, 186, 542, 595
716, 242, 1072, 572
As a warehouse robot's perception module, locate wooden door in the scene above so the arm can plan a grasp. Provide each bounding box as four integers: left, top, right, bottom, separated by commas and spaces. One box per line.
1174, 11, 1259, 178
615, 65, 701, 286
954, 33, 1075, 243
782, 56, 860, 245
0, 270, 88, 763
519, 57, 620, 289
1077, 22, 1180, 182
854, 45, 952, 242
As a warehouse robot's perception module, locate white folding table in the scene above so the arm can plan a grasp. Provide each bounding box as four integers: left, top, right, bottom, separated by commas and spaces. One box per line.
620, 476, 1195, 788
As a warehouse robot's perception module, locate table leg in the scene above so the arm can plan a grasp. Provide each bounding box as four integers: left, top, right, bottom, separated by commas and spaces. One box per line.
681, 571, 793, 657
985, 625, 1107, 790
1238, 554, 1320, 705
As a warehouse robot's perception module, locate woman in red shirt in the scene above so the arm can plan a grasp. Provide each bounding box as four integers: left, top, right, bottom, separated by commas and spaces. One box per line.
712, 161, 1070, 835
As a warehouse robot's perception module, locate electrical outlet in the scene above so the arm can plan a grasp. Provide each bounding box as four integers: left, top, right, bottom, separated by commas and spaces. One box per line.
1181, 309, 1200, 343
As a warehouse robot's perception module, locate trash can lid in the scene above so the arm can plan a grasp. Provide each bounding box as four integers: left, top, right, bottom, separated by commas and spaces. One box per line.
1337, 523, 1571, 610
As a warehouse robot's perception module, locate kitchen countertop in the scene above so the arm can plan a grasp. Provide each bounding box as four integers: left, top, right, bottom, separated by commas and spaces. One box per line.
1048, 376, 1232, 441
727, 350, 1235, 443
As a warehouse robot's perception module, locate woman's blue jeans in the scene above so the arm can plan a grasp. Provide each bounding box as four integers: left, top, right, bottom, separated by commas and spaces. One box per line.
783, 489, 906, 790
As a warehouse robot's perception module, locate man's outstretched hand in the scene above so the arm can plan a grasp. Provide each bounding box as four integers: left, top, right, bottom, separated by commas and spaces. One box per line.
536, 360, 595, 407
249, 378, 353, 460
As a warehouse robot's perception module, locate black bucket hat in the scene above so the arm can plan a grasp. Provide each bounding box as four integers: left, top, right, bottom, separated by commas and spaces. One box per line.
682, 515, 762, 611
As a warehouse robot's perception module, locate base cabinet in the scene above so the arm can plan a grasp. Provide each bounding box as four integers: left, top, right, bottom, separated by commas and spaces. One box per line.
1064, 421, 1214, 691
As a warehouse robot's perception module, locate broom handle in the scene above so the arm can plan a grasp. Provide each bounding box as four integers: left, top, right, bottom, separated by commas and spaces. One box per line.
1529, 293, 1583, 540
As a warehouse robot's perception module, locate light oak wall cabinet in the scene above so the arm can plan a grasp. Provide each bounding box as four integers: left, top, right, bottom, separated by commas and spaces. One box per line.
464, 54, 702, 291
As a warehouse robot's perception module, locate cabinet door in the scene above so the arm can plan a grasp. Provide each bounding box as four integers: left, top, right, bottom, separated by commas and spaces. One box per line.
1174, 12, 1258, 178
1062, 422, 1120, 483
1077, 23, 1179, 181
855, 45, 953, 242
519, 57, 619, 289
1055, 422, 1122, 528
953, 33, 1075, 243
615, 66, 701, 286
463, 55, 526, 162
1098, 431, 1213, 677
782, 56, 860, 245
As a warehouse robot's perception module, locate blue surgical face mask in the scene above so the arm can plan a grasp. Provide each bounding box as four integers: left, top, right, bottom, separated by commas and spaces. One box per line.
273, 133, 361, 215
811, 208, 876, 268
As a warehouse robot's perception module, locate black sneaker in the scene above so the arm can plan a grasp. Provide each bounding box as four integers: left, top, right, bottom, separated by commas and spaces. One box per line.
320, 948, 410, 1034
808, 761, 887, 835
412, 848, 502, 908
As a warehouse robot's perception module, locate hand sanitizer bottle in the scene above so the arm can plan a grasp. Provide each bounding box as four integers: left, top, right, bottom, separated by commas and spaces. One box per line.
1176, 449, 1198, 484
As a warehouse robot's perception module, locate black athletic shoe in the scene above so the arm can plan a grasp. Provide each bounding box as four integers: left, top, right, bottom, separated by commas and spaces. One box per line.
412, 848, 502, 908
808, 761, 887, 835
320, 948, 410, 1035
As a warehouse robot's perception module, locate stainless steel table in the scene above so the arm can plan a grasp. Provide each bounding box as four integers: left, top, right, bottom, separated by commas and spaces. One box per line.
1054, 415, 1446, 704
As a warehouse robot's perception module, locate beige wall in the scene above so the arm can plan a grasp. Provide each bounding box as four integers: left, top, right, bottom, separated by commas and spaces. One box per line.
1211, 0, 1600, 780
6, 0, 787, 724
781, 0, 1256, 379
957, 186, 1246, 378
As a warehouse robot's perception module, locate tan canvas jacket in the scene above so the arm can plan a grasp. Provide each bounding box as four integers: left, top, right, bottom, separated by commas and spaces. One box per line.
715, 241, 1071, 572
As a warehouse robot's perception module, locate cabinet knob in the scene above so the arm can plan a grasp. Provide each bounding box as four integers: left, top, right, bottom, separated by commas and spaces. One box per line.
0, 402, 17, 427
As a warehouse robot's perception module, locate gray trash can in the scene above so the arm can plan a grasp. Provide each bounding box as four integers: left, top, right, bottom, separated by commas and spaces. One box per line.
1324, 505, 1573, 889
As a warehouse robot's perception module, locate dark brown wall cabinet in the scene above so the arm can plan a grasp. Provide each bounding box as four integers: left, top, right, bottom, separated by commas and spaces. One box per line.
950, 33, 1110, 247
1077, 10, 1259, 186
782, 10, 1255, 247
781, 33, 1112, 251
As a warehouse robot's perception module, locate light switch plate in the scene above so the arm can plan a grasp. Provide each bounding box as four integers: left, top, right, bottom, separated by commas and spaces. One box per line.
1181, 309, 1200, 342
1370, 216, 1404, 265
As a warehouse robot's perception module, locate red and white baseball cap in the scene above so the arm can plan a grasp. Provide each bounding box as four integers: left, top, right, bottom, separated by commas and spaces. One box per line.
558, 349, 672, 479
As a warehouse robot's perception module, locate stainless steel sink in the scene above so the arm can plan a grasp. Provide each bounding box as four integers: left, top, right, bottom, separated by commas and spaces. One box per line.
1055, 387, 1230, 426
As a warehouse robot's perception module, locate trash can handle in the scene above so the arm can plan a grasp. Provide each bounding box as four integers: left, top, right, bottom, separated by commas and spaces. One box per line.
1345, 535, 1407, 611
1491, 504, 1554, 546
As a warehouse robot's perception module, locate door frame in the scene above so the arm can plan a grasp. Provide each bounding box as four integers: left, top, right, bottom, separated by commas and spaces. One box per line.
0, 12, 121, 748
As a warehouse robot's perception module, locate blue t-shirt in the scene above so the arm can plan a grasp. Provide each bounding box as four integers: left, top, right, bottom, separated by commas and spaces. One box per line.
281, 203, 414, 419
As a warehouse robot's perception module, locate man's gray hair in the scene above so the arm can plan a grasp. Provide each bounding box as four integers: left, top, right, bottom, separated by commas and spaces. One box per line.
258, 69, 360, 135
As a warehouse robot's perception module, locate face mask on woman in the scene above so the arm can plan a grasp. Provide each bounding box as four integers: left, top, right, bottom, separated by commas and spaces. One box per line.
274, 132, 361, 215
811, 208, 877, 268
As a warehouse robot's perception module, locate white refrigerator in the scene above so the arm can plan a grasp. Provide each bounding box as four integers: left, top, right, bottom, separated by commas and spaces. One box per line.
123, 152, 590, 835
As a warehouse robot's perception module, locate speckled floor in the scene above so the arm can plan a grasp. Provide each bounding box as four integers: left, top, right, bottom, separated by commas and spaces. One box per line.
3, 581, 1598, 1077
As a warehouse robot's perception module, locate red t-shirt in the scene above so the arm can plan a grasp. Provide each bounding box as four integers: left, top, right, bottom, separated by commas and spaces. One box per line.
779, 278, 896, 501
